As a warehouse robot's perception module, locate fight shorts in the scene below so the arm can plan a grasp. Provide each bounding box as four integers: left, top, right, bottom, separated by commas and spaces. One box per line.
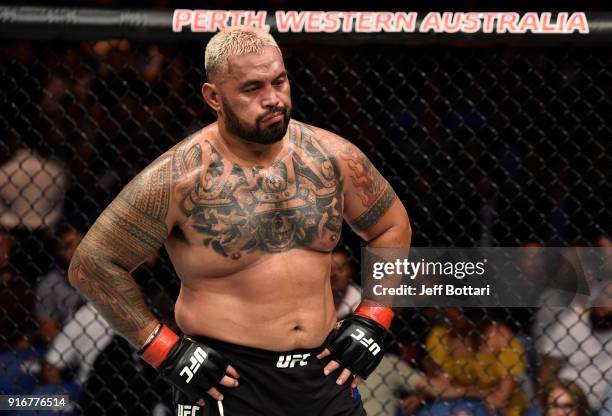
173, 336, 366, 416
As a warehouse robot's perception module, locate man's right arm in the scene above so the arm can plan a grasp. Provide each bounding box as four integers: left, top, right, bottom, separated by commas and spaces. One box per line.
68, 149, 239, 404
68, 154, 174, 348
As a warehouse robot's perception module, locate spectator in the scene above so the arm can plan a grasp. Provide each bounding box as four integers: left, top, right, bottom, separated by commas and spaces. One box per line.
344, 283, 470, 415
539, 379, 590, 416
79, 291, 175, 415
0, 135, 67, 231
0, 325, 44, 395
330, 248, 361, 319
0, 227, 35, 350
0, 134, 68, 279
22, 361, 80, 416
359, 346, 423, 416
35, 225, 85, 343
600, 385, 612, 416
45, 302, 114, 386
424, 308, 527, 416
536, 282, 612, 412
43, 254, 173, 411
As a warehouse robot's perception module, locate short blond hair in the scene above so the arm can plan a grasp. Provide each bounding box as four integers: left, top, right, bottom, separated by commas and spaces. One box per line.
205, 26, 280, 80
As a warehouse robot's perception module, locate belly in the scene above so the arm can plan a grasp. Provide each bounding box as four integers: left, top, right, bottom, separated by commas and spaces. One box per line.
170, 249, 338, 351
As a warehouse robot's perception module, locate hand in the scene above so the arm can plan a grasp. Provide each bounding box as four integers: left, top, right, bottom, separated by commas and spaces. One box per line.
420, 373, 453, 397
140, 326, 240, 406
317, 314, 389, 385
484, 391, 508, 414
400, 393, 424, 413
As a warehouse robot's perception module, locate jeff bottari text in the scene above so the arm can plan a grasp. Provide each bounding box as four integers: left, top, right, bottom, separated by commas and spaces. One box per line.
370, 259, 491, 297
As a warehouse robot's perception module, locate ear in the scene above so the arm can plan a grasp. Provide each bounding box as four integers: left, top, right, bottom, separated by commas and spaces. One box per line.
202, 82, 221, 112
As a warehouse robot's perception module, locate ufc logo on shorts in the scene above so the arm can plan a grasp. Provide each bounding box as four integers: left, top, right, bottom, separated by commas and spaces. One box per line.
177, 404, 200, 416
350, 329, 381, 356
180, 347, 208, 384
276, 353, 310, 368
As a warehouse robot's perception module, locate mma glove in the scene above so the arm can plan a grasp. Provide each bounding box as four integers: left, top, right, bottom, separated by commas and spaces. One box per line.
139, 325, 228, 402
323, 300, 393, 379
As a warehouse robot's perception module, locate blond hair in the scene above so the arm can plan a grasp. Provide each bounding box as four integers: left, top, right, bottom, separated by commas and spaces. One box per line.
204, 26, 280, 80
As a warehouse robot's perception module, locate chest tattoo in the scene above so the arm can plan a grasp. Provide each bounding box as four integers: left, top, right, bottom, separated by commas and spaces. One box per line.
174, 125, 343, 258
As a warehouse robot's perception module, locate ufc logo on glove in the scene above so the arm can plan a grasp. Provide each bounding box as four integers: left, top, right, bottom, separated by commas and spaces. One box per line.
180, 347, 208, 383
350, 328, 381, 355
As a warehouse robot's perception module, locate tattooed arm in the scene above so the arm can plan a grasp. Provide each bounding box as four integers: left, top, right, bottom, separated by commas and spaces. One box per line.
68, 154, 175, 348
332, 136, 411, 248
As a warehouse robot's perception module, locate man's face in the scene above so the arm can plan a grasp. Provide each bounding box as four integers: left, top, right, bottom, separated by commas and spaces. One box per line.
546, 387, 580, 416
215, 47, 291, 144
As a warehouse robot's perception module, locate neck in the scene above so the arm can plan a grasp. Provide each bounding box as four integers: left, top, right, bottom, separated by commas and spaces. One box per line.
216, 120, 287, 166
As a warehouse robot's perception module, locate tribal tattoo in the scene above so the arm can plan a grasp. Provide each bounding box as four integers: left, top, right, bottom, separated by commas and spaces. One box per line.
338, 141, 398, 232
173, 124, 343, 258
68, 155, 172, 345
67, 122, 395, 345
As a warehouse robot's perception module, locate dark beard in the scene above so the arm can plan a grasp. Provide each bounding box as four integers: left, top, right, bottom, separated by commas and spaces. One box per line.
222, 100, 291, 144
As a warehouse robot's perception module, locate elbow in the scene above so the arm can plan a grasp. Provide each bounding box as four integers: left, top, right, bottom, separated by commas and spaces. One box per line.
67, 256, 80, 289
67, 248, 87, 290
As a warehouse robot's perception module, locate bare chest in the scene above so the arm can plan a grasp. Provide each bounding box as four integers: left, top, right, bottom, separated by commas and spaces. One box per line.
175, 142, 343, 262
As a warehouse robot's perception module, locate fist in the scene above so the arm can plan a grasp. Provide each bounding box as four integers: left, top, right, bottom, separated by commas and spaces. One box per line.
322, 315, 388, 379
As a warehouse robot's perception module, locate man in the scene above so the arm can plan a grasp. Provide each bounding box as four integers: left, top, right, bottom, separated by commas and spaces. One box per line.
536, 282, 612, 411
330, 248, 362, 319
0, 227, 35, 350
35, 225, 84, 343
68, 26, 411, 416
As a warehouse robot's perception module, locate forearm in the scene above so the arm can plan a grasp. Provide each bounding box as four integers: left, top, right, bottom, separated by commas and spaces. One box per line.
68, 245, 158, 348
67, 155, 174, 348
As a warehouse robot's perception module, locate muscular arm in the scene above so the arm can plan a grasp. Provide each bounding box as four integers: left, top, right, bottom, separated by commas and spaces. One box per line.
68, 154, 175, 347
333, 138, 411, 247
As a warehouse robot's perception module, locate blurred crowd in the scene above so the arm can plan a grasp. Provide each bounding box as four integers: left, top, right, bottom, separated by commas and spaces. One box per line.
0, 224, 610, 415
0, 36, 611, 415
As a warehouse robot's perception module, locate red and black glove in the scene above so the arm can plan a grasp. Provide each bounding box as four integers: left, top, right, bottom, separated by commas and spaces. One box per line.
323, 300, 393, 379
139, 325, 230, 402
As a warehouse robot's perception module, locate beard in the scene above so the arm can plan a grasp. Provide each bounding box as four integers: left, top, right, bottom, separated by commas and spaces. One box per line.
222, 99, 291, 145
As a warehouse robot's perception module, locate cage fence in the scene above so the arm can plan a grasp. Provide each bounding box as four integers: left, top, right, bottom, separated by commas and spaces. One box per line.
0, 7, 610, 416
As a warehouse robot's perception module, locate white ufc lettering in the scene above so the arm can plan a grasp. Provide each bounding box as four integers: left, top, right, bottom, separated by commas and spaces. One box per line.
177, 404, 200, 416
350, 328, 381, 356
179, 347, 208, 384
276, 353, 310, 368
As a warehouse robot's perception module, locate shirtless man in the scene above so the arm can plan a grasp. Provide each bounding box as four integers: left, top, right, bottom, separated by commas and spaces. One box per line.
68, 27, 411, 416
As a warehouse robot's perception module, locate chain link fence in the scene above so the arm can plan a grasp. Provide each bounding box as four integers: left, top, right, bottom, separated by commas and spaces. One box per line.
1, 17, 611, 416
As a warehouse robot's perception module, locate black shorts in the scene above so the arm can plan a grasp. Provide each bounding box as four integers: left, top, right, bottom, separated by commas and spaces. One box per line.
173, 336, 366, 416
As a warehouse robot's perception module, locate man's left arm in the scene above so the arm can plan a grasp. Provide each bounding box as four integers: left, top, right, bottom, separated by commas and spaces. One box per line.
338, 141, 411, 248
318, 135, 411, 386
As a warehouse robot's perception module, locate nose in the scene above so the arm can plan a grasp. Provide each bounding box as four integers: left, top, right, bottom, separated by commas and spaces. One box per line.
261, 84, 280, 109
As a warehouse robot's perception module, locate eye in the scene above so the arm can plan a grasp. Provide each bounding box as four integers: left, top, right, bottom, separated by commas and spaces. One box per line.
273, 78, 285, 86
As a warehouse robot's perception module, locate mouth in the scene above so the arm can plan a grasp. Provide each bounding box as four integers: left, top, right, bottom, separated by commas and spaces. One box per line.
261, 112, 284, 124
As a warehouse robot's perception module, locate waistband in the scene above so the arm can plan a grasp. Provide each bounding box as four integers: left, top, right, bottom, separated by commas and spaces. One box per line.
189, 335, 323, 363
